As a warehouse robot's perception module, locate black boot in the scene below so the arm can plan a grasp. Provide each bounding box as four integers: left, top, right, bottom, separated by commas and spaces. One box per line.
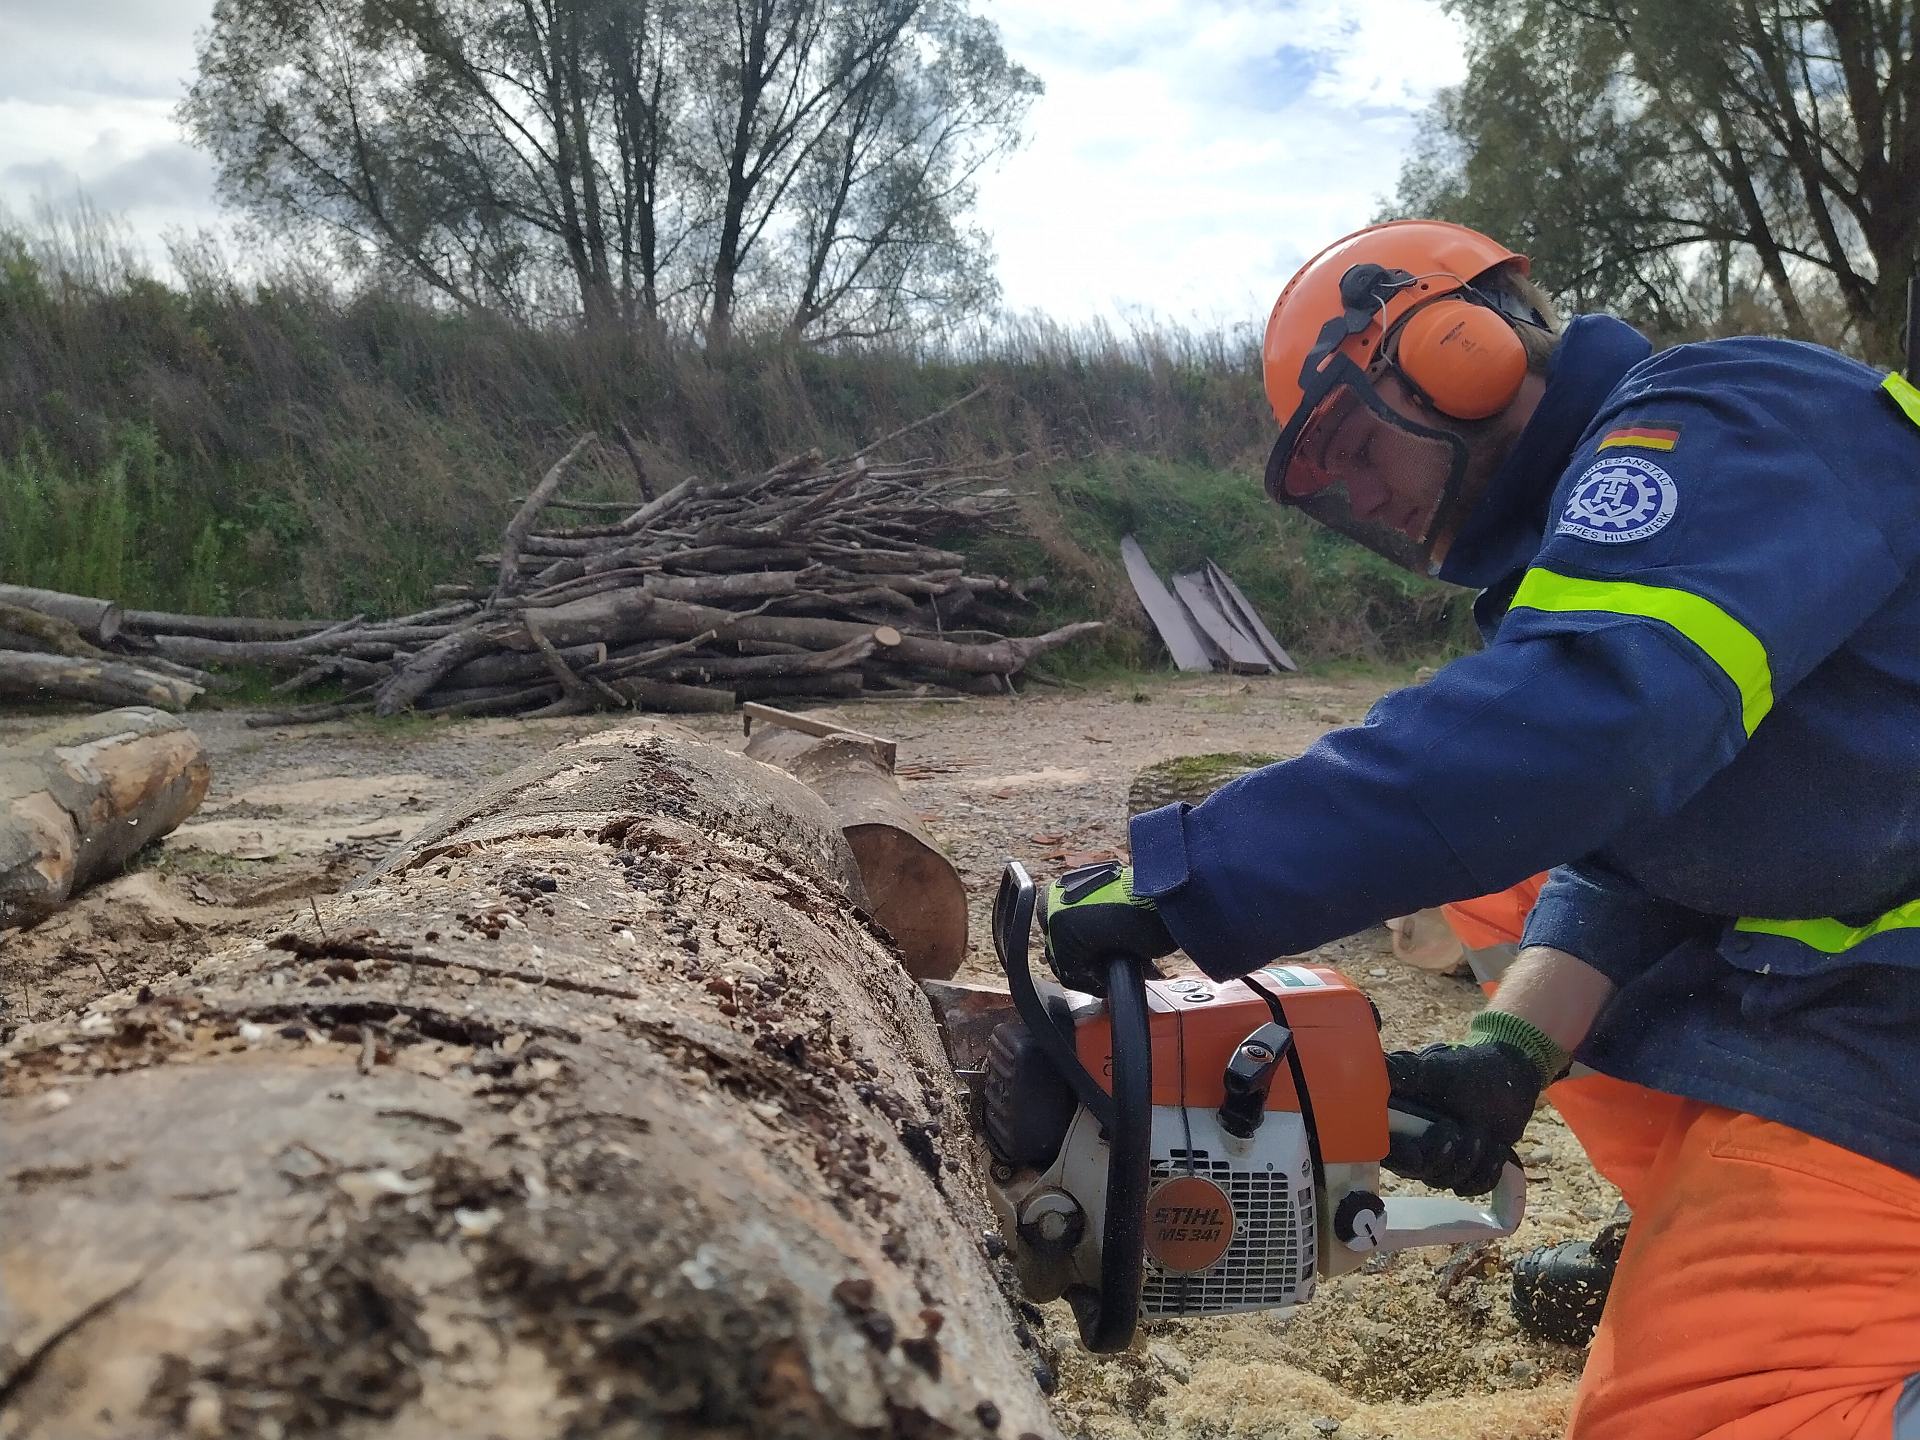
1510, 1205, 1631, 1346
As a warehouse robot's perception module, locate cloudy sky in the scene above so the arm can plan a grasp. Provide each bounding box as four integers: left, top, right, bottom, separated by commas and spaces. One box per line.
0, 0, 1464, 328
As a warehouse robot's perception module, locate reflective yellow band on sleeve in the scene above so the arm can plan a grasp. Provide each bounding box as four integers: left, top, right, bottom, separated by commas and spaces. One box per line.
1735, 898, 1920, 954
1883, 372, 1920, 428
1508, 568, 1774, 735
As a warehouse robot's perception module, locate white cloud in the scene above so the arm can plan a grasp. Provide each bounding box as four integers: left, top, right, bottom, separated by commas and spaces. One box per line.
971, 0, 1466, 328
0, 0, 226, 250
0, 0, 1465, 328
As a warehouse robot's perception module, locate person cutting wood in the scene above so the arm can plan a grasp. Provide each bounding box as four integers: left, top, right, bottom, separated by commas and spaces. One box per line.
1037, 219, 1920, 1439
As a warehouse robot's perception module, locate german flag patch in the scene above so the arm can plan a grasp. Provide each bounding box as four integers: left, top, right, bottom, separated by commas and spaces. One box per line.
1597, 424, 1680, 452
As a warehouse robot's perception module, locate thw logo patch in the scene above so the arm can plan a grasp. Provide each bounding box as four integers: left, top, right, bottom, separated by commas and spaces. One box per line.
1557, 456, 1677, 544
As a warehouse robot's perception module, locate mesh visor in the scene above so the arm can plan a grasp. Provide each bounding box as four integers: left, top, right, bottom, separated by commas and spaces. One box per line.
1264, 376, 1470, 574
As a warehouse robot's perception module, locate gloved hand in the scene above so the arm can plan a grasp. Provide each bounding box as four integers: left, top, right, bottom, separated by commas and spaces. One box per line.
1038, 860, 1175, 997
1384, 1012, 1562, 1196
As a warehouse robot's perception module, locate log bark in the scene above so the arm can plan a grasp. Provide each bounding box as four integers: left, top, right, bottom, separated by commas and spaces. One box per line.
0, 651, 203, 711
0, 724, 1056, 1439
746, 728, 968, 981
0, 707, 211, 928
0, 585, 123, 644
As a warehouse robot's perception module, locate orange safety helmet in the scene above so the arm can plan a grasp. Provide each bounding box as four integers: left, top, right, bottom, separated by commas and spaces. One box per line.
1260, 220, 1544, 573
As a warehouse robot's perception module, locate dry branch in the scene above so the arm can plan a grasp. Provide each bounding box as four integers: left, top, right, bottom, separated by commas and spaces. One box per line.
491, 433, 595, 604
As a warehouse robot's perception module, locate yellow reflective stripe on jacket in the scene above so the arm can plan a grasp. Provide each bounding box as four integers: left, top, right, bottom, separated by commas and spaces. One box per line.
1735, 899, 1920, 954
1508, 568, 1774, 735
1884, 372, 1920, 428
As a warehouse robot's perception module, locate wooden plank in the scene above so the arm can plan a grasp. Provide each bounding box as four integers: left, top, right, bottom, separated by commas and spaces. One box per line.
739, 701, 898, 770
1172, 572, 1273, 672
1120, 535, 1214, 672
1204, 561, 1298, 672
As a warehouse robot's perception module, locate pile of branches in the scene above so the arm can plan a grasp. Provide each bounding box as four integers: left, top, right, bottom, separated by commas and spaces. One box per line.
0, 396, 1101, 725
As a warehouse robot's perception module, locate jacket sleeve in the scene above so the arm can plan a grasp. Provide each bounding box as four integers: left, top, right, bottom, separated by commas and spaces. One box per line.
1521, 860, 1716, 986
1133, 369, 1912, 980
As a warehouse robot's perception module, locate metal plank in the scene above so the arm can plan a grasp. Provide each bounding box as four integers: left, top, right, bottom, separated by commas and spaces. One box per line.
1121, 535, 1215, 671
1172, 571, 1274, 671
1204, 561, 1298, 673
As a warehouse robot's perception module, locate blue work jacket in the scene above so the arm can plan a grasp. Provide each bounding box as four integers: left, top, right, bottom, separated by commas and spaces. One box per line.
1131, 315, 1920, 1174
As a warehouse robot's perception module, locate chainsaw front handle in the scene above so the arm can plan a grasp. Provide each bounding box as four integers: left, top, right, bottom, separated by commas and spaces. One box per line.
1378, 1107, 1527, 1248
991, 861, 1151, 1354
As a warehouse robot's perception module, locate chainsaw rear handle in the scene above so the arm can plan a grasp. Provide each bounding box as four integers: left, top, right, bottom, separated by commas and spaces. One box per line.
1378, 1107, 1527, 1248
990, 861, 1151, 1354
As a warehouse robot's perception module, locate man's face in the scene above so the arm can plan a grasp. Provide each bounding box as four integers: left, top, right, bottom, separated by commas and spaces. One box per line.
1286, 368, 1462, 548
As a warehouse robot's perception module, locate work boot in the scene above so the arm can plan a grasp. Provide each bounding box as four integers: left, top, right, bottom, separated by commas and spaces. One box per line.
1509, 1203, 1631, 1346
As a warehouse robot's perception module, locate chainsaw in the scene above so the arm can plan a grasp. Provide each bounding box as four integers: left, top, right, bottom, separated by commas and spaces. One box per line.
924, 861, 1525, 1354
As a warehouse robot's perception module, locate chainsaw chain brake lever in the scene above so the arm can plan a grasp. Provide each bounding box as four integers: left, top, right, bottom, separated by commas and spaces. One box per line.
1377, 1107, 1527, 1248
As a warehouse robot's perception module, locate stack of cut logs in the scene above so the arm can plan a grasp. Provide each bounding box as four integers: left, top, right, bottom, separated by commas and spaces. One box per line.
0, 400, 1101, 724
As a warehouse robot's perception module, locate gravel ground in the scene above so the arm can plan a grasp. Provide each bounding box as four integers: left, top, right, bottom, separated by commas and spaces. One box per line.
0, 674, 1614, 1437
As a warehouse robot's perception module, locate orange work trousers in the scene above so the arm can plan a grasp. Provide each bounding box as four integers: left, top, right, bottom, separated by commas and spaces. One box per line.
1568, 1100, 1920, 1440
1438, 878, 1920, 1438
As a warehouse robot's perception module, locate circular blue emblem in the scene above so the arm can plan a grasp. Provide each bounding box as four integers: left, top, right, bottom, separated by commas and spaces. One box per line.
1556, 456, 1677, 544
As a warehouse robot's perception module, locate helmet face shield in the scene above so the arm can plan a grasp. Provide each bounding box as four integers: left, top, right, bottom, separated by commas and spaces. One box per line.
1263, 357, 1472, 575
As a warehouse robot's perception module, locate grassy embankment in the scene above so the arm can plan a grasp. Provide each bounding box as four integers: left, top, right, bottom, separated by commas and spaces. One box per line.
0, 223, 1471, 676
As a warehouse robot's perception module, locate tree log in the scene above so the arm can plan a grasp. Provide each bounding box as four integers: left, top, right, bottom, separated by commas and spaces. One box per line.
139, 618, 369, 671
606, 676, 737, 712
630, 599, 1101, 675
0, 707, 211, 928
734, 673, 866, 702
0, 651, 203, 711
441, 642, 608, 691
119, 611, 338, 641
746, 728, 968, 981
0, 584, 123, 644
655, 634, 880, 683
0, 724, 1055, 1438
0, 600, 111, 659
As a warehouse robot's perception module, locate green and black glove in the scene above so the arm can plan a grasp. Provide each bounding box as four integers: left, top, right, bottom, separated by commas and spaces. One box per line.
1038, 860, 1176, 997
1383, 1012, 1566, 1197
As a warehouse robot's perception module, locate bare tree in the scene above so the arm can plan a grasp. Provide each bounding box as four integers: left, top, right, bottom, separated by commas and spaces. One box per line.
1390, 0, 1920, 357
181, 0, 1037, 341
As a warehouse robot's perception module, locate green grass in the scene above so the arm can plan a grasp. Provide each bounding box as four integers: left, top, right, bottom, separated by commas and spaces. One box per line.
0, 426, 297, 614
960, 455, 1476, 671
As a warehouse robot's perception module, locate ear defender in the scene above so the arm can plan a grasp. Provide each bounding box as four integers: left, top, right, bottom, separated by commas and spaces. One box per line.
1393, 298, 1528, 420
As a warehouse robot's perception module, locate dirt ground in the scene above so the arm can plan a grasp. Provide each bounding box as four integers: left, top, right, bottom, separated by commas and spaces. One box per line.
0, 675, 1613, 1439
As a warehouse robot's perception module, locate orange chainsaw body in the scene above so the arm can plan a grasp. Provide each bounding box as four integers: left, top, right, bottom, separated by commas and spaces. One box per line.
1071, 965, 1389, 1164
